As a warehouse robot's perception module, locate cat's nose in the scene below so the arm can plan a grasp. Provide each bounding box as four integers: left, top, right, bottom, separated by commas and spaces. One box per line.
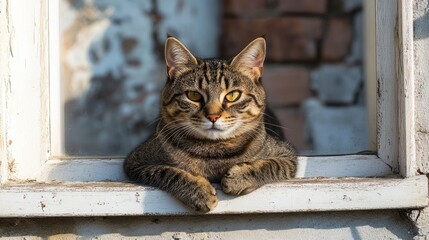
206, 114, 221, 123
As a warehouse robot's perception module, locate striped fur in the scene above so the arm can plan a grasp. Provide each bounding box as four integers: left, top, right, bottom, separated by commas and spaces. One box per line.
124, 37, 297, 212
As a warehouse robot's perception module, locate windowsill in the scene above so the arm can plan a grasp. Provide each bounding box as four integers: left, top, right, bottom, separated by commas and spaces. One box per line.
1, 176, 427, 217
38, 155, 394, 182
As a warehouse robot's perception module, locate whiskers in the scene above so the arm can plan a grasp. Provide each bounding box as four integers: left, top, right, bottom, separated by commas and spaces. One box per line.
234, 118, 287, 140
157, 114, 285, 146
263, 124, 284, 139
147, 117, 161, 126
262, 112, 290, 131
159, 123, 195, 148
232, 119, 263, 140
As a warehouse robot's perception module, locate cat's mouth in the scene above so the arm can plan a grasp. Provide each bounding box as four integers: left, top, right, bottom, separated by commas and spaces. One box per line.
207, 127, 223, 132
209, 125, 223, 131
199, 121, 227, 131
193, 121, 239, 140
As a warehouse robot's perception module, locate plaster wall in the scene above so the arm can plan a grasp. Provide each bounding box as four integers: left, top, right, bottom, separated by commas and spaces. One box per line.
0, 211, 416, 239
414, 0, 429, 173
409, 1, 429, 239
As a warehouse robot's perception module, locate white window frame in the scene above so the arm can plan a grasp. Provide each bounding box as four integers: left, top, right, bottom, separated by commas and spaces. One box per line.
0, 0, 427, 216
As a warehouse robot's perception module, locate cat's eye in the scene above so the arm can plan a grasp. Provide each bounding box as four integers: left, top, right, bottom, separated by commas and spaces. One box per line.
186, 91, 203, 102
225, 91, 241, 102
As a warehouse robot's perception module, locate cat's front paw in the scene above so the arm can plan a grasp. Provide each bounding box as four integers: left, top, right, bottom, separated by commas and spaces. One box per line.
184, 177, 218, 213
221, 163, 260, 196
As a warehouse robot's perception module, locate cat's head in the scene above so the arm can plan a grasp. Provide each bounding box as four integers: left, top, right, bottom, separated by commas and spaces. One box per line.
160, 37, 266, 141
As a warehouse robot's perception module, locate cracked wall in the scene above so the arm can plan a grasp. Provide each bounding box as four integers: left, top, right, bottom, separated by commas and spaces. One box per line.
414, 0, 429, 174
409, 0, 429, 239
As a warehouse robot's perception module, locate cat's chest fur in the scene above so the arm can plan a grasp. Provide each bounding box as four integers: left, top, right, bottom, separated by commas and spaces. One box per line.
162, 132, 267, 182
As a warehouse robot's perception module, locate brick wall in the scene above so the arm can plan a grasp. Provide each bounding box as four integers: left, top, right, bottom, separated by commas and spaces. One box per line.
221, 0, 366, 154
60, 0, 366, 156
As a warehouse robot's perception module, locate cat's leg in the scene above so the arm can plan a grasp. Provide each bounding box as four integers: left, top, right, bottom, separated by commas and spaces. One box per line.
130, 165, 218, 212
221, 156, 297, 195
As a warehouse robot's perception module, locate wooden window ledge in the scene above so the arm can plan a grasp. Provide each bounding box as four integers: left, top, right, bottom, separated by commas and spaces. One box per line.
0, 176, 427, 217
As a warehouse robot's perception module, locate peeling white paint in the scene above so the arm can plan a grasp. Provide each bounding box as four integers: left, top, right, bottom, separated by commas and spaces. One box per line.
0, 176, 427, 217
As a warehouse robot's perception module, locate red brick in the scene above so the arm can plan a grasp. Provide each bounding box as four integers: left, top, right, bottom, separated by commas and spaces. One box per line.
277, 0, 327, 14
221, 17, 323, 61
268, 18, 322, 61
271, 17, 324, 38
262, 65, 312, 105
322, 19, 352, 61
221, 18, 270, 58
267, 36, 317, 61
223, 0, 267, 15
272, 108, 311, 151
121, 37, 138, 54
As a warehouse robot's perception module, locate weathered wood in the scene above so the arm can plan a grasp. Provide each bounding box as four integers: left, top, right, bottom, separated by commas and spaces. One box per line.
0, 0, 10, 183
48, 0, 64, 158
0, 0, 50, 181
295, 155, 393, 178
364, 0, 377, 151
0, 176, 426, 217
38, 155, 393, 182
376, 0, 399, 172
397, 0, 416, 177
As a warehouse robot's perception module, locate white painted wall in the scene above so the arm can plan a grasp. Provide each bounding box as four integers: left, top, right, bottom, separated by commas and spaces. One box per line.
408, 0, 429, 238
0, 211, 416, 239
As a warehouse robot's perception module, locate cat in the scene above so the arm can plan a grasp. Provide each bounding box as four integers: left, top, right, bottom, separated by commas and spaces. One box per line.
124, 37, 297, 212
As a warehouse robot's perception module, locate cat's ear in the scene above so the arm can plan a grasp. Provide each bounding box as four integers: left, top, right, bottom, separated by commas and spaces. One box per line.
165, 37, 198, 80
230, 37, 266, 81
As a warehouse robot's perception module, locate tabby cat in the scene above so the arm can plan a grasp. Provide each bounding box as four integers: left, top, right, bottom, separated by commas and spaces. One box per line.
124, 37, 297, 212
